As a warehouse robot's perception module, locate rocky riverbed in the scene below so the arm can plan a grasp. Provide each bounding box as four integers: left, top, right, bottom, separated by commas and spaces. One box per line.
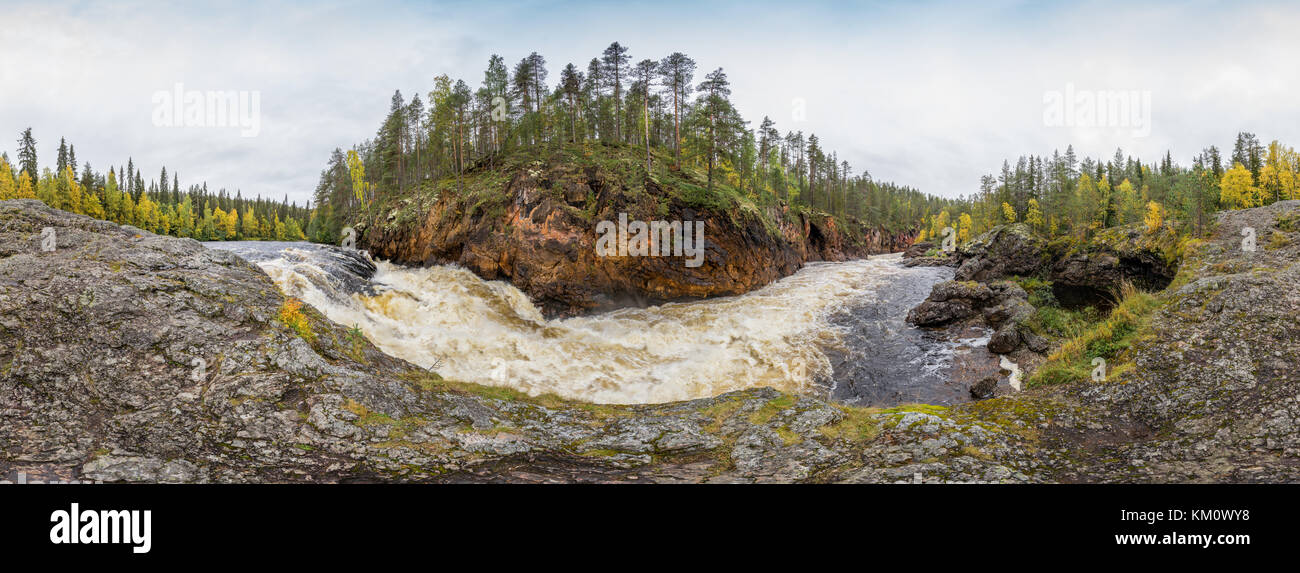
2, 198, 1299, 483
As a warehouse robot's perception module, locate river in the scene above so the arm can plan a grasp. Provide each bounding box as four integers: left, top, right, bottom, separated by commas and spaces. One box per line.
205, 241, 990, 406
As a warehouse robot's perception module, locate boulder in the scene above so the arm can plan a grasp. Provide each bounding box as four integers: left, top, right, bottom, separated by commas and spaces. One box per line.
906, 281, 996, 326
903, 241, 935, 258
986, 323, 1023, 354
953, 223, 1048, 282
969, 376, 1000, 400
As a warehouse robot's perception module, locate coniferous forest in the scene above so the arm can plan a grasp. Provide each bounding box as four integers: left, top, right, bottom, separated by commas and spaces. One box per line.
303, 43, 961, 245
918, 132, 1298, 246
0, 128, 311, 241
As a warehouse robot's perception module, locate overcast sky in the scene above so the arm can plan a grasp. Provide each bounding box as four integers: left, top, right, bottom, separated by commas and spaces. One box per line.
3, 0, 1298, 206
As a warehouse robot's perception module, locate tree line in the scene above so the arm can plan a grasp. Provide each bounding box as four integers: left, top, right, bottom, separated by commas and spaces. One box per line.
1, 128, 311, 241
307, 42, 960, 243
918, 132, 1299, 245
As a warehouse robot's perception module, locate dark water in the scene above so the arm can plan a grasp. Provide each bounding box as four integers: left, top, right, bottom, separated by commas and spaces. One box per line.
821, 259, 990, 407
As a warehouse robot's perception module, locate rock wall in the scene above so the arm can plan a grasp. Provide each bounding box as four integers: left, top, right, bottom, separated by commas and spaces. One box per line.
360, 159, 912, 316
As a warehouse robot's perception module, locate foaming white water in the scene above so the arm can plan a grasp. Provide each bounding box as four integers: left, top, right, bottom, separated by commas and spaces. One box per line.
259, 253, 913, 404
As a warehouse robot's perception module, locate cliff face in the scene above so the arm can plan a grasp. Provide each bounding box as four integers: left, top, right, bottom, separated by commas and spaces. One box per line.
359, 144, 912, 316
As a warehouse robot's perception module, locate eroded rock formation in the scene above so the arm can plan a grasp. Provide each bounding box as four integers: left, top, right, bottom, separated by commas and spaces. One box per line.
358, 148, 913, 316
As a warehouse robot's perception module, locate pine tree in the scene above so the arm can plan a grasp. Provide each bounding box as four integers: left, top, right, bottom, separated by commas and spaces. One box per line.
482, 54, 510, 154
659, 52, 696, 168
633, 59, 658, 172
560, 63, 584, 143
696, 68, 735, 191
16, 128, 37, 182
601, 42, 630, 142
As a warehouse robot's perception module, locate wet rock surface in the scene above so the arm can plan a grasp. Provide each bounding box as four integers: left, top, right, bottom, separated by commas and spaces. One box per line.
908, 278, 1038, 358
205, 241, 379, 296
2, 198, 1299, 483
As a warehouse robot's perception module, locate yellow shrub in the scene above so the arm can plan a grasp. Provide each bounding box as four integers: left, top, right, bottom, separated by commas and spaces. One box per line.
278, 297, 315, 342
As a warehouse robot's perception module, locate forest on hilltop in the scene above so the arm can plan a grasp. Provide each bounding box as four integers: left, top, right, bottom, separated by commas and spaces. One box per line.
305, 42, 961, 244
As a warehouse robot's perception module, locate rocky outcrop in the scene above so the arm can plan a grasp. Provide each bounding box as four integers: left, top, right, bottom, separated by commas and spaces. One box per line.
357, 146, 913, 317
906, 280, 997, 326
1047, 225, 1180, 306
901, 240, 957, 268
953, 224, 1048, 282
5, 198, 1300, 483
907, 278, 1045, 358
1051, 200, 1300, 482
902, 240, 935, 258
947, 221, 1179, 306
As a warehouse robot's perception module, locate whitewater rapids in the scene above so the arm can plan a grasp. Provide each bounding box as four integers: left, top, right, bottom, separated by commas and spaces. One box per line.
207, 242, 973, 405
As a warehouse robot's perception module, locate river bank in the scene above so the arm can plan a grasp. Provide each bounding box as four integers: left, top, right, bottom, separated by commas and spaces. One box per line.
4, 198, 1300, 483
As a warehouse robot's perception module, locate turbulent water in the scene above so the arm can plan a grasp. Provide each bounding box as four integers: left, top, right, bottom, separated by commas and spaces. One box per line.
206, 241, 983, 405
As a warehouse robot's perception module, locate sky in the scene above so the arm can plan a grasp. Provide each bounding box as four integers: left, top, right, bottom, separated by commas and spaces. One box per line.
3, 0, 1299, 206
